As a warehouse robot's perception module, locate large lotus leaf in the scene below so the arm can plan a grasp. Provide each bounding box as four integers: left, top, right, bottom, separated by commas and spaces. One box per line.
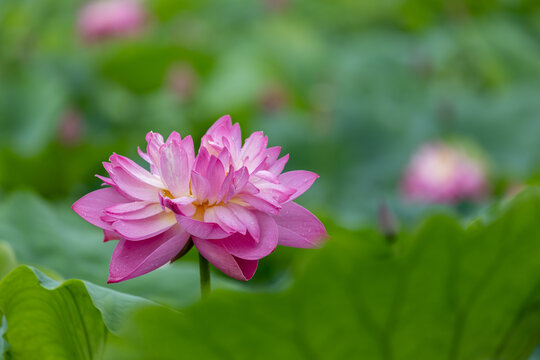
106, 188, 540, 360
0, 242, 16, 281
0, 266, 154, 360
0, 241, 16, 358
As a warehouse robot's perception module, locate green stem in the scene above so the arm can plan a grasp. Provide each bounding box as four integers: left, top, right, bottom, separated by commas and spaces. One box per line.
199, 252, 210, 299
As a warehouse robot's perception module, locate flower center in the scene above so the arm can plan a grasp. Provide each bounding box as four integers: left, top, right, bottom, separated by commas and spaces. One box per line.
161, 189, 175, 199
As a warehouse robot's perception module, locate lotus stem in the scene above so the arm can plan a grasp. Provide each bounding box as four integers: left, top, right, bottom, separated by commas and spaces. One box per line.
199, 252, 210, 298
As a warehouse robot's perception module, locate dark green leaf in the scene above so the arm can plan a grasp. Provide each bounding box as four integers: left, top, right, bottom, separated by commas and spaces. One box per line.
0, 266, 154, 359
0, 242, 16, 280
107, 189, 540, 360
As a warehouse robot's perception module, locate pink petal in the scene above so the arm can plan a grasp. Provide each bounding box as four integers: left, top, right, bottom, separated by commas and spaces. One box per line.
252, 170, 279, 184
217, 166, 235, 203
108, 226, 191, 283
221, 136, 240, 166
101, 164, 135, 200
205, 156, 226, 204
236, 193, 281, 215
207, 114, 232, 134
203, 206, 235, 233
233, 166, 250, 192
206, 115, 242, 151
200, 134, 221, 157
107, 165, 160, 202
268, 154, 289, 175
229, 123, 242, 154
279, 170, 319, 201
242, 182, 260, 195
240, 131, 268, 173
161, 195, 197, 217
103, 229, 122, 242
255, 182, 296, 203
208, 205, 247, 235
95, 174, 115, 187
159, 141, 191, 197
112, 212, 176, 241
218, 212, 278, 260
165, 131, 181, 144
176, 215, 232, 239
145, 131, 165, 173
273, 202, 327, 248
181, 135, 195, 166
105, 201, 162, 220
193, 147, 210, 176
110, 153, 164, 188
228, 203, 260, 241
137, 146, 151, 163
72, 188, 130, 230
191, 171, 209, 201
265, 146, 281, 165
217, 148, 232, 169
193, 237, 258, 281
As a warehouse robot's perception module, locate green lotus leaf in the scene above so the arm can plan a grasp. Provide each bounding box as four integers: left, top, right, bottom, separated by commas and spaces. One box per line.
107, 188, 540, 360
0, 266, 155, 360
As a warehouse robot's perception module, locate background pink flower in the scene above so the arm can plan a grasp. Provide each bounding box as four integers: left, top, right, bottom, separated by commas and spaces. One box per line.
73, 115, 327, 283
58, 108, 84, 147
401, 141, 489, 204
167, 63, 198, 100
77, 0, 147, 43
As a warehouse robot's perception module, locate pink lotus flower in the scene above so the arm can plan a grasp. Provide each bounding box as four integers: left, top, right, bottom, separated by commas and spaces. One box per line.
73, 115, 327, 282
77, 0, 146, 43
401, 141, 489, 204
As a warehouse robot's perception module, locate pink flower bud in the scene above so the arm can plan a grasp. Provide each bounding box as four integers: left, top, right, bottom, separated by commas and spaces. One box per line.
264, 0, 290, 12
77, 0, 147, 43
167, 63, 197, 99
259, 84, 287, 114
401, 142, 489, 204
58, 109, 84, 147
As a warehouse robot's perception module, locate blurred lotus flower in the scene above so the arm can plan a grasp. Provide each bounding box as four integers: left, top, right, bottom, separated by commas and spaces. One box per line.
73, 115, 327, 283
58, 109, 84, 147
264, 0, 290, 12
401, 141, 489, 204
77, 0, 146, 42
167, 63, 197, 100
259, 83, 287, 114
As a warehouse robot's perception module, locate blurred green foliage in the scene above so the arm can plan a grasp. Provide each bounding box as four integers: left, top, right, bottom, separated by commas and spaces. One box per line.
1, 0, 540, 225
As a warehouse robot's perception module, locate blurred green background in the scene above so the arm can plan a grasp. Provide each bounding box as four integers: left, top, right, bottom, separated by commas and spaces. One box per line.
2, 0, 540, 225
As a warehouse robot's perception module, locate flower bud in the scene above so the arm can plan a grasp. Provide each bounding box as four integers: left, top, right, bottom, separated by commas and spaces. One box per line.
401, 141, 489, 204
77, 0, 147, 43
